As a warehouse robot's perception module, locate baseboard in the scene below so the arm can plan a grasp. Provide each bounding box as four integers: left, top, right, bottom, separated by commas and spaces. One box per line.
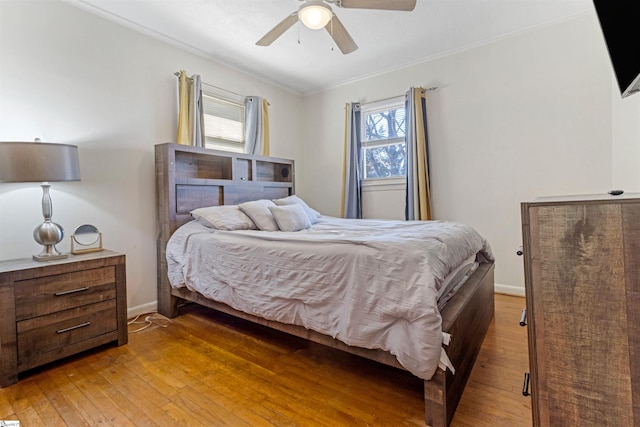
127, 301, 158, 319
494, 283, 525, 297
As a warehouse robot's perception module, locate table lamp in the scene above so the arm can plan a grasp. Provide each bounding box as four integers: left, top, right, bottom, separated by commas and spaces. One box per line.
0, 140, 81, 261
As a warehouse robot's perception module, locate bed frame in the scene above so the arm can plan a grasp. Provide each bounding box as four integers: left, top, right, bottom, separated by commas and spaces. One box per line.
155, 142, 495, 427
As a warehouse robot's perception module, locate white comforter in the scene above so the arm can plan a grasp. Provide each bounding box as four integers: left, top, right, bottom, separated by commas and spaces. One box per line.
166, 216, 494, 380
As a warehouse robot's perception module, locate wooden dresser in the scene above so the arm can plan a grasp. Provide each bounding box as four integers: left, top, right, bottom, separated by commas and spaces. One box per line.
0, 250, 127, 387
521, 194, 640, 426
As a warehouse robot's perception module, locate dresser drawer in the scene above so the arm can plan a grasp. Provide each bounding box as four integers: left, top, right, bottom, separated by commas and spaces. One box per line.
16, 299, 118, 360
14, 266, 116, 321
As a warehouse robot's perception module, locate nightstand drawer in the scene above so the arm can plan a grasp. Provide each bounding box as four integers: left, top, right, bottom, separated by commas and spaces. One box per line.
17, 299, 118, 360
14, 266, 116, 321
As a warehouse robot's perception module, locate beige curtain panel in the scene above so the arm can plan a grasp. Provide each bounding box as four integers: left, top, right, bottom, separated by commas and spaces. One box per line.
406, 86, 432, 220
176, 70, 204, 147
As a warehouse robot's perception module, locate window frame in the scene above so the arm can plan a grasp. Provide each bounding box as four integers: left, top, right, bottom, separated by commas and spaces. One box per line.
360, 95, 407, 182
202, 88, 246, 153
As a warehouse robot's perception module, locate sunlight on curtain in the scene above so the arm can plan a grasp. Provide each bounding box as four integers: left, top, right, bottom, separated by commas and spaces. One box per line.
177, 70, 189, 145
341, 102, 362, 219
176, 70, 205, 147
405, 87, 432, 220
245, 96, 270, 156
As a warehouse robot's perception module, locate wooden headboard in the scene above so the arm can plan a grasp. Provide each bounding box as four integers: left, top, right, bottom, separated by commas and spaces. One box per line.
154, 142, 295, 316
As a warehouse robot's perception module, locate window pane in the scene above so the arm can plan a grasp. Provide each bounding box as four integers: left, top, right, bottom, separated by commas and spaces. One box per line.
203, 115, 243, 142
364, 143, 406, 179
202, 92, 245, 152
360, 98, 407, 180
364, 108, 406, 141
205, 137, 244, 153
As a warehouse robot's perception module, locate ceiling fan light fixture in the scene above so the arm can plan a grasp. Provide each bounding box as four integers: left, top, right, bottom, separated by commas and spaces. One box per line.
298, 2, 333, 30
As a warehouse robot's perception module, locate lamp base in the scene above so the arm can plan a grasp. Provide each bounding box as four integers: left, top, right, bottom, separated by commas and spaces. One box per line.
32, 184, 69, 262
33, 252, 68, 262
33, 241, 67, 262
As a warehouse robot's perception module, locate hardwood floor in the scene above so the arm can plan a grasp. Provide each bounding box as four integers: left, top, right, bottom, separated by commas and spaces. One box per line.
0, 294, 531, 426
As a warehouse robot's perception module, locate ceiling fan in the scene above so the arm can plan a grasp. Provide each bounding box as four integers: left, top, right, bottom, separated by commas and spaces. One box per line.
256, 0, 417, 55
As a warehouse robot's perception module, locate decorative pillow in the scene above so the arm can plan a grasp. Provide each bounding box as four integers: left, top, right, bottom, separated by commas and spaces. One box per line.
268, 204, 312, 232
238, 199, 279, 231
190, 205, 257, 231
272, 195, 320, 224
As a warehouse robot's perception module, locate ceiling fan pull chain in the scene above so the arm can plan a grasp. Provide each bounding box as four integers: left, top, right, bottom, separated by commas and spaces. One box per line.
297, 20, 301, 44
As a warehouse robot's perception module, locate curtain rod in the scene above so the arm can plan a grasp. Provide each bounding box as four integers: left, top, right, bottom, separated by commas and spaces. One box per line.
174, 71, 245, 99
364, 87, 438, 106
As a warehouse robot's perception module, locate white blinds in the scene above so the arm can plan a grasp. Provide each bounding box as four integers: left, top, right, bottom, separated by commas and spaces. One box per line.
202, 92, 245, 153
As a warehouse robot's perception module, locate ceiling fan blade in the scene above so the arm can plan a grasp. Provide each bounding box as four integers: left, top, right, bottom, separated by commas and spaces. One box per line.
325, 15, 358, 54
338, 0, 416, 11
256, 13, 298, 46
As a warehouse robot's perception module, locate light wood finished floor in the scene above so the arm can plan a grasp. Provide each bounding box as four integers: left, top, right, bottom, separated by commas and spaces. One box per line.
0, 294, 531, 426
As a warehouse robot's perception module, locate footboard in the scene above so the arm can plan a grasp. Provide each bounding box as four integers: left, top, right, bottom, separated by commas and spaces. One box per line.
424, 261, 495, 426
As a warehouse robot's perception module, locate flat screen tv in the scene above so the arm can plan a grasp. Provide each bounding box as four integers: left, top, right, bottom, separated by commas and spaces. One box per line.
592, 1, 640, 98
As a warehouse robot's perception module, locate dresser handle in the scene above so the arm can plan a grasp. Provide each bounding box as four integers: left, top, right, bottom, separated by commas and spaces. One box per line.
520, 309, 527, 326
54, 287, 89, 296
522, 372, 530, 396
56, 321, 91, 334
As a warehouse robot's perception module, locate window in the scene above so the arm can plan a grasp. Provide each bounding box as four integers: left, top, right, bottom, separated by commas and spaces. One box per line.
202, 89, 245, 153
361, 96, 406, 180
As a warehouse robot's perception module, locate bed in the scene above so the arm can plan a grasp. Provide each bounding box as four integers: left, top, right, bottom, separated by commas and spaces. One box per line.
155, 142, 495, 426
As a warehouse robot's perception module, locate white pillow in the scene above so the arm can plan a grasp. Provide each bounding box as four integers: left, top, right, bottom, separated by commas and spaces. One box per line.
268, 204, 312, 232
272, 195, 320, 224
238, 199, 279, 231
190, 205, 257, 231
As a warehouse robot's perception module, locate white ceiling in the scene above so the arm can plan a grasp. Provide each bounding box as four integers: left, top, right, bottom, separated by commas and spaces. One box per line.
63, 0, 595, 95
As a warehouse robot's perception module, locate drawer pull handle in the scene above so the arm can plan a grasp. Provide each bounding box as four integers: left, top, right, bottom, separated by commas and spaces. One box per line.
56, 322, 91, 334
54, 287, 89, 296
522, 372, 530, 397
520, 309, 527, 326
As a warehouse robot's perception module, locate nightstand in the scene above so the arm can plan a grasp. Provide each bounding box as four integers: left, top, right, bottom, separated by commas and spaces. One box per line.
0, 250, 127, 387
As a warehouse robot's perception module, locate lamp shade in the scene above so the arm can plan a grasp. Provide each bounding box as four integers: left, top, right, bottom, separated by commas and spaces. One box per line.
0, 141, 81, 182
298, 1, 332, 30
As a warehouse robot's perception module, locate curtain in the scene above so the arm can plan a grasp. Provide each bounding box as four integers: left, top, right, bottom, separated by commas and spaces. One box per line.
176, 70, 205, 147
341, 102, 362, 219
405, 87, 432, 220
245, 96, 270, 156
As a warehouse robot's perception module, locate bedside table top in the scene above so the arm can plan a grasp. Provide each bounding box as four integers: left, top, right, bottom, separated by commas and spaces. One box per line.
0, 250, 124, 274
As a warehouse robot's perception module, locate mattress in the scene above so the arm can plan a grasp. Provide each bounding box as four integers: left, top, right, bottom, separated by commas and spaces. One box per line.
166, 216, 494, 380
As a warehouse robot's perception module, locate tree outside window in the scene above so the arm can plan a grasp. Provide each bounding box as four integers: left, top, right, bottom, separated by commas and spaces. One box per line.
361, 100, 406, 179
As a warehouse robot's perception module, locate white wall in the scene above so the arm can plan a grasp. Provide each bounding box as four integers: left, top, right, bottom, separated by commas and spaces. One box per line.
0, 0, 303, 315
362, 180, 407, 220
612, 77, 640, 187
298, 12, 640, 294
